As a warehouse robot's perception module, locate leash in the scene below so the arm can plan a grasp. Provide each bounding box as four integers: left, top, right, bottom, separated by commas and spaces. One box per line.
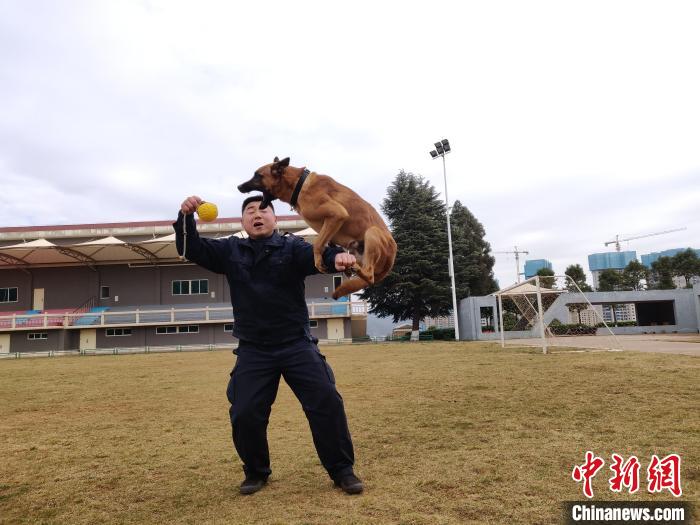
290, 168, 310, 210
181, 213, 188, 261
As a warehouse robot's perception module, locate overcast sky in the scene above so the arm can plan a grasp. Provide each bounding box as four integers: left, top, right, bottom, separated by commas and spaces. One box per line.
1, 0, 698, 287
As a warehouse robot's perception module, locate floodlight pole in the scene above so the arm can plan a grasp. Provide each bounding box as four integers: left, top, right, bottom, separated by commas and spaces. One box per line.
429, 139, 460, 341
442, 154, 460, 341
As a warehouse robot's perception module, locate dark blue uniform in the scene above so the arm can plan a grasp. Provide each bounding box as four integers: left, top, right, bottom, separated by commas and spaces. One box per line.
173, 213, 355, 481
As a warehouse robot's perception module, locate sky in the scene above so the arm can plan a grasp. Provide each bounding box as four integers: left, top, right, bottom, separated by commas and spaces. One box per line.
1, 0, 699, 288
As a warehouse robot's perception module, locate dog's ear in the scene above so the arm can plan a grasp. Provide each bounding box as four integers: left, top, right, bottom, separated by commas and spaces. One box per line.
273, 156, 279, 163
272, 157, 290, 178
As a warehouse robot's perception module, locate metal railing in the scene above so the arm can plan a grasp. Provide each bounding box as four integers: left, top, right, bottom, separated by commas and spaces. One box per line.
0, 301, 368, 331
0, 336, 418, 360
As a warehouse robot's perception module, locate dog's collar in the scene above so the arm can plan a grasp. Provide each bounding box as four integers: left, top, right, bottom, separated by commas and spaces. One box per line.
290, 168, 310, 210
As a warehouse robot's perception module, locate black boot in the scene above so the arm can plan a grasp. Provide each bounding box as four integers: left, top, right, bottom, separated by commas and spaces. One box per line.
334, 473, 364, 495
239, 475, 268, 495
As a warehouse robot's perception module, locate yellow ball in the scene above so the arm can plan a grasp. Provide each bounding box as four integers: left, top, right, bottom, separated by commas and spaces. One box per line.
197, 202, 218, 222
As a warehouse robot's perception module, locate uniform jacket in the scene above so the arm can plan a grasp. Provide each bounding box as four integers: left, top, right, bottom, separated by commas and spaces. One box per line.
173, 213, 342, 345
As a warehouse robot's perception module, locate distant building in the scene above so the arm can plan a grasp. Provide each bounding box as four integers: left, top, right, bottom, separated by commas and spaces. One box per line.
422, 313, 455, 329
392, 324, 413, 338
524, 259, 553, 279
640, 247, 700, 266
569, 305, 604, 326
587, 251, 637, 289
641, 248, 700, 289
601, 303, 637, 323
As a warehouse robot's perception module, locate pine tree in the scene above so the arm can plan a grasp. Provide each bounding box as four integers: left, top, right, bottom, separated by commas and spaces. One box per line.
621, 260, 649, 291
359, 170, 451, 336
449, 200, 498, 298
536, 267, 556, 289
597, 269, 622, 291
671, 248, 700, 288
564, 264, 593, 292
650, 256, 676, 289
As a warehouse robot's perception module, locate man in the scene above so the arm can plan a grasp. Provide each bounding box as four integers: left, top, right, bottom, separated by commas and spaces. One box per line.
173, 195, 363, 495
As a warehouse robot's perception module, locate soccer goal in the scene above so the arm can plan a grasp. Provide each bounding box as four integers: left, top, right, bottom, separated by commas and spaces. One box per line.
493, 275, 622, 354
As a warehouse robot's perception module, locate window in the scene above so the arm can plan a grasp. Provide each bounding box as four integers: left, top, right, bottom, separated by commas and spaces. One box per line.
172, 279, 209, 295
0, 287, 18, 303
27, 332, 48, 340
309, 320, 318, 328
106, 328, 132, 337
156, 325, 199, 334
100, 286, 110, 299
223, 323, 233, 332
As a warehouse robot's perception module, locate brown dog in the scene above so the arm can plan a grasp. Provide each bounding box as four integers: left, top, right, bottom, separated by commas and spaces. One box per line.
238, 157, 397, 299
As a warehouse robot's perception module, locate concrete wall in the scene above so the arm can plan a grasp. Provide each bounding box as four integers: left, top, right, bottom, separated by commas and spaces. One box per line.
9, 330, 60, 352
5, 324, 238, 352
545, 287, 700, 334
0, 270, 32, 311
458, 296, 499, 341
2, 318, 352, 352
458, 284, 700, 340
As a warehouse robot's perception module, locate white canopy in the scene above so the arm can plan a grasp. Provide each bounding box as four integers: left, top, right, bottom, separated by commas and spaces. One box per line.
494, 281, 565, 296
2, 238, 57, 249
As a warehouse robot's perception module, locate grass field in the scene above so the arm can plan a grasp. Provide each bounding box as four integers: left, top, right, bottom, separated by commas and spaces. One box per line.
1, 342, 698, 524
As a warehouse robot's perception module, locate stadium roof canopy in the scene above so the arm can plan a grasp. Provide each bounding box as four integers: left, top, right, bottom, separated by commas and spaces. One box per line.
0, 215, 309, 269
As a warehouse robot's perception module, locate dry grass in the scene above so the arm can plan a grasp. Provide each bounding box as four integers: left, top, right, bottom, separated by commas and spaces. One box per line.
0, 342, 698, 524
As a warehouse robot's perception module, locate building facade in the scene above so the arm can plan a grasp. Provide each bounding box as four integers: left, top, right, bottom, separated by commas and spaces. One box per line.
0, 216, 368, 354
587, 251, 637, 289
523, 259, 553, 279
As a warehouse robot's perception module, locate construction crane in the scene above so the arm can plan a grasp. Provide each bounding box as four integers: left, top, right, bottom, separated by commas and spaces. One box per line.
495, 246, 529, 283
604, 228, 687, 252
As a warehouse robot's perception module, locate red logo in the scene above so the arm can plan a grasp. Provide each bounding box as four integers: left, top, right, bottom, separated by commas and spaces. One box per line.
609, 454, 640, 493
647, 454, 682, 497
573, 452, 682, 498
572, 451, 605, 498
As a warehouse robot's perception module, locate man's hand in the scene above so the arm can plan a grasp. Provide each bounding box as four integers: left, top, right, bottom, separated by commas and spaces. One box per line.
181, 196, 203, 215
334, 252, 357, 272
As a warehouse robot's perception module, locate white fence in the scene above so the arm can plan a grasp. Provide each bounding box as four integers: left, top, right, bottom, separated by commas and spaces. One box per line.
0, 301, 368, 331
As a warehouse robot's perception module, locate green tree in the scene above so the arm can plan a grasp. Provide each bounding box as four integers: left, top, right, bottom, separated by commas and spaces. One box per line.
564, 264, 593, 292
360, 170, 451, 337
597, 269, 622, 291
536, 267, 555, 289
671, 248, 700, 288
449, 200, 498, 299
621, 260, 649, 291
650, 256, 676, 289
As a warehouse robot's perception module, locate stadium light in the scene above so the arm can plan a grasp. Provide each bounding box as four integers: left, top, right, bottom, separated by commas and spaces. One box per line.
429, 138, 459, 341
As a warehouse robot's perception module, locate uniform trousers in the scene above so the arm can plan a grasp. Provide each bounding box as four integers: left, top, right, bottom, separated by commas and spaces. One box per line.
226, 336, 355, 480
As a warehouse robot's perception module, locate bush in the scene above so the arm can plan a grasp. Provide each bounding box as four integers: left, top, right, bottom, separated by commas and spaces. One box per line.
548, 323, 597, 335
422, 327, 455, 340
595, 321, 639, 328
